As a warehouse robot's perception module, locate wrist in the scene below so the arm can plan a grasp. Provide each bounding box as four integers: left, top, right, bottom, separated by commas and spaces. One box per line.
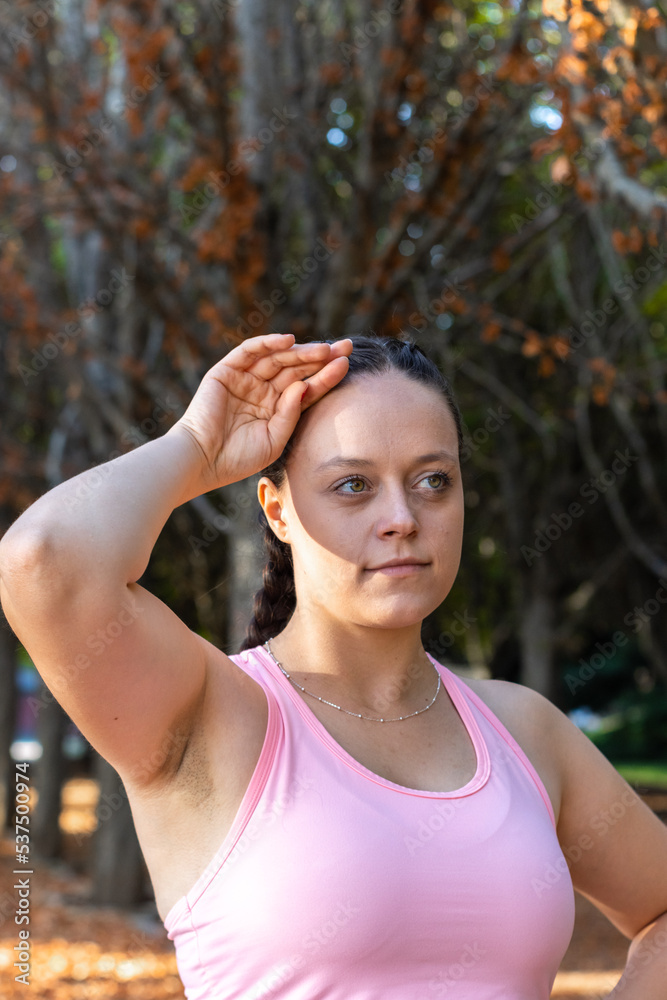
164, 421, 232, 504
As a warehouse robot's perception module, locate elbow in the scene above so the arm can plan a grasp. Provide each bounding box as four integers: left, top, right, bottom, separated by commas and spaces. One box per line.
0, 524, 64, 601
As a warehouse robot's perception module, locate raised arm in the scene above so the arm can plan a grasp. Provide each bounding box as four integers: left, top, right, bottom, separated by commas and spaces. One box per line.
0, 333, 352, 790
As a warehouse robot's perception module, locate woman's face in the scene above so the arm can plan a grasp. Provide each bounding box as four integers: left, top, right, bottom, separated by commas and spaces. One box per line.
258, 373, 465, 631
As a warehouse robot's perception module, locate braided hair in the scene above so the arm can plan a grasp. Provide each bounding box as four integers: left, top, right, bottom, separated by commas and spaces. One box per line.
238, 333, 464, 652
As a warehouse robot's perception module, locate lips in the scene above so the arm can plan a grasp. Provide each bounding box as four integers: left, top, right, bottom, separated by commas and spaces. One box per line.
367, 559, 430, 570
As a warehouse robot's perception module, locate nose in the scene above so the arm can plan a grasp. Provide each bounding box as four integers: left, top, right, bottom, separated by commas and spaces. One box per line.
376, 485, 419, 537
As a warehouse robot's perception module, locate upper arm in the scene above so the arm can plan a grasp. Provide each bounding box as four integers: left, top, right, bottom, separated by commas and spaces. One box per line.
545, 699, 667, 939
0, 534, 222, 789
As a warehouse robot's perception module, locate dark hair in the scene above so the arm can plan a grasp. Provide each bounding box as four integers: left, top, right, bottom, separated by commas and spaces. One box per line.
238, 333, 464, 652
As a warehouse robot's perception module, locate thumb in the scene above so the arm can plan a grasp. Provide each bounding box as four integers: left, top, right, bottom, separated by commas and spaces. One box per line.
266, 380, 308, 457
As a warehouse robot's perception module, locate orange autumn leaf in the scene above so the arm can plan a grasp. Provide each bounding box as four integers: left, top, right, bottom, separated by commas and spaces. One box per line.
551, 154, 573, 184
557, 54, 588, 84
587, 357, 608, 373
611, 230, 629, 254
449, 295, 469, 315
641, 104, 664, 125
320, 62, 345, 85
491, 247, 511, 273
550, 335, 570, 360
131, 217, 153, 239
538, 355, 556, 377
620, 17, 637, 45
180, 157, 216, 192
622, 78, 643, 107
522, 331, 543, 357
574, 177, 596, 201
481, 321, 502, 343
531, 136, 561, 161
542, 0, 569, 21
628, 225, 643, 253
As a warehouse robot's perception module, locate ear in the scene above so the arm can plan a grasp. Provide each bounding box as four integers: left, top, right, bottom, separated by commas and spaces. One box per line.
257, 477, 290, 544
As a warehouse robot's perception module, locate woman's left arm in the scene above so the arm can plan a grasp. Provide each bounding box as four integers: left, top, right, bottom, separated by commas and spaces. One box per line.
544, 698, 667, 998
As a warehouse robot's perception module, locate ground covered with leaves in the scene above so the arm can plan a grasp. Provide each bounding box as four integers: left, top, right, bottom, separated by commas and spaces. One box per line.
1, 781, 665, 999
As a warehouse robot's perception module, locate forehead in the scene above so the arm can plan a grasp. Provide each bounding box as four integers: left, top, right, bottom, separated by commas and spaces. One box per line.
289, 373, 458, 465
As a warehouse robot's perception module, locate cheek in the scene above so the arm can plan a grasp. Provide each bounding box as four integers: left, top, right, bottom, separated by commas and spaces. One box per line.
293, 507, 365, 562
291, 517, 363, 576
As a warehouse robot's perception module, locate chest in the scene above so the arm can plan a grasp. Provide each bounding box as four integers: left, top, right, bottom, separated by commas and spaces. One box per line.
163, 717, 575, 1000
301, 690, 479, 793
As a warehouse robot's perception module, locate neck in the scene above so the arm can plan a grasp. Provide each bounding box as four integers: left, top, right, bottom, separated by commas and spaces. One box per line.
266, 610, 436, 718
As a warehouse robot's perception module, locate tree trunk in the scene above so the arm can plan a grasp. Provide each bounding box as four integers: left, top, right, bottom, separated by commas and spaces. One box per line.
32, 690, 68, 859
0, 621, 17, 832
90, 752, 146, 907
222, 477, 266, 653
518, 564, 557, 700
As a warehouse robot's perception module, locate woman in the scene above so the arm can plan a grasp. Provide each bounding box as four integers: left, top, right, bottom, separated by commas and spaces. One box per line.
1, 331, 666, 999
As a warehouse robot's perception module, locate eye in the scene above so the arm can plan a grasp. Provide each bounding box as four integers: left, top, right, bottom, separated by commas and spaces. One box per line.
336, 477, 367, 494
419, 470, 452, 490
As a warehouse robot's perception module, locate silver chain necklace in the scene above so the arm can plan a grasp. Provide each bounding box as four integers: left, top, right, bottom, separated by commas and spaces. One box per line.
263, 637, 441, 723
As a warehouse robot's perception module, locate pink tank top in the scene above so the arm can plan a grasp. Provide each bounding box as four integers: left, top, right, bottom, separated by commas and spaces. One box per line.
164, 644, 575, 999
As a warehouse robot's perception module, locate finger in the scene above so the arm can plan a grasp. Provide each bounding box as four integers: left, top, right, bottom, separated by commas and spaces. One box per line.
245, 344, 338, 385
260, 354, 346, 395
259, 339, 354, 395
223, 335, 332, 376
299, 355, 351, 408
265, 379, 310, 456
223, 332, 296, 372
328, 338, 354, 359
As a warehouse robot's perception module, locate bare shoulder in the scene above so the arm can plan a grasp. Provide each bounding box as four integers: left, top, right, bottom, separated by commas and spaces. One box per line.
457, 674, 567, 823
460, 674, 561, 740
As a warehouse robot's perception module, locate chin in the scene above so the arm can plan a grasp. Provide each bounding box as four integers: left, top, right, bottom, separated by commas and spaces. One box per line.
357, 601, 433, 630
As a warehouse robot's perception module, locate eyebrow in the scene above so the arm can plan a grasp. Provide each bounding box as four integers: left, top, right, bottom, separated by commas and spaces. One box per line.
314, 450, 458, 472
